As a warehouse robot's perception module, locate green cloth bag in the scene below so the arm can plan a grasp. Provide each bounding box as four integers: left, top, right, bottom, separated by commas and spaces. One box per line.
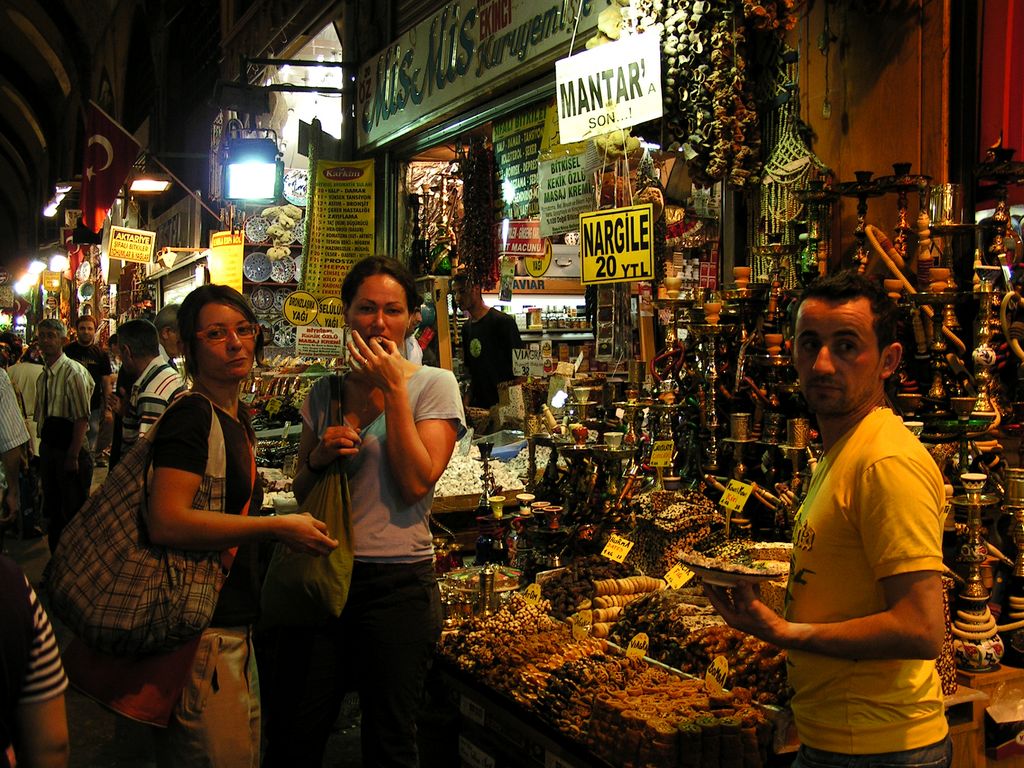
259, 461, 354, 628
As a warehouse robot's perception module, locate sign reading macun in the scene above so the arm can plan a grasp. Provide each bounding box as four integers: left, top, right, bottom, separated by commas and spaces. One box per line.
357, 0, 597, 149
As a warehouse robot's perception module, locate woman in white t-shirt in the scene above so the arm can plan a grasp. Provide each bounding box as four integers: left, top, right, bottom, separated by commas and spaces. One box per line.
263, 256, 465, 768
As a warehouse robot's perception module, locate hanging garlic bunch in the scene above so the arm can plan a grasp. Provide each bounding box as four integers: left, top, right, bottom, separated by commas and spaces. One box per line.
261, 204, 303, 260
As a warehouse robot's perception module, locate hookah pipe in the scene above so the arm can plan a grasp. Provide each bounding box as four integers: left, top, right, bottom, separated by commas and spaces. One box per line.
649, 342, 686, 385
702, 474, 786, 515
865, 223, 968, 356
1000, 288, 1024, 363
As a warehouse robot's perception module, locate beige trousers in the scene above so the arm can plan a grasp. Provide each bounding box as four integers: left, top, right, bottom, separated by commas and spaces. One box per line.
153, 626, 260, 768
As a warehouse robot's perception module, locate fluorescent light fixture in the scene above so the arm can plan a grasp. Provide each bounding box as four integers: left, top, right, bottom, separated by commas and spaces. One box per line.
130, 174, 172, 194
223, 137, 283, 203
27, 260, 46, 275
49, 254, 69, 272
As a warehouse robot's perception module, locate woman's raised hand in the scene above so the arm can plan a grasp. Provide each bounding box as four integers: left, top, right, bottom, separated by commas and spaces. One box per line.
347, 330, 405, 392
310, 424, 361, 468
275, 513, 339, 555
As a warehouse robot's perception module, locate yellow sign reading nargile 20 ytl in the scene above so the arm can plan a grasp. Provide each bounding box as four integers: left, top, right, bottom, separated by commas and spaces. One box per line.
579, 203, 653, 285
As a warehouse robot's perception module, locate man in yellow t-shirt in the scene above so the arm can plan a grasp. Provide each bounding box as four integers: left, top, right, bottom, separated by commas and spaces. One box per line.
706, 271, 950, 767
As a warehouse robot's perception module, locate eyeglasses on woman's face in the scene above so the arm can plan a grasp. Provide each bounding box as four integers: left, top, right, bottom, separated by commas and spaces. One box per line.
195, 322, 260, 344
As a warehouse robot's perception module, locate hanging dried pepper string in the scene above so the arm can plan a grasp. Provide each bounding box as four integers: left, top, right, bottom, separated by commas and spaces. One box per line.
456, 139, 499, 289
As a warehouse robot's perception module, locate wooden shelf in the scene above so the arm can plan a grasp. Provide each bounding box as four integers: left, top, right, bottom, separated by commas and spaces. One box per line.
956, 665, 1024, 767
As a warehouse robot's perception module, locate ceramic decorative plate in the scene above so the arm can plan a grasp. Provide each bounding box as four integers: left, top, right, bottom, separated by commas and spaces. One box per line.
250, 286, 275, 311
273, 320, 296, 347
293, 256, 304, 282
244, 216, 270, 244
270, 255, 296, 283
257, 318, 276, 340
273, 287, 290, 311
243, 251, 272, 282
283, 169, 309, 207
293, 217, 306, 245
78, 283, 95, 300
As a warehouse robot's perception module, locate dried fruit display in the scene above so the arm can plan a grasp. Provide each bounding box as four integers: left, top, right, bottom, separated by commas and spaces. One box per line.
537, 554, 636, 619
613, 591, 790, 707
631, 490, 726, 576
439, 593, 774, 767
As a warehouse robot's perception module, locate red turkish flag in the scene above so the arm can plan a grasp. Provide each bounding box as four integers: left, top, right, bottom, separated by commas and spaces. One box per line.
80, 101, 141, 233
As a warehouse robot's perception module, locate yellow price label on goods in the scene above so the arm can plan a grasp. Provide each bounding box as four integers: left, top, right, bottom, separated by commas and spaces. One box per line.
649, 440, 674, 468
265, 397, 283, 417
524, 583, 542, 605
664, 563, 695, 589
626, 632, 650, 660
601, 534, 635, 563
569, 610, 593, 641
282, 291, 319, 326
704, 655, 730, 697
719, 480, 753, 514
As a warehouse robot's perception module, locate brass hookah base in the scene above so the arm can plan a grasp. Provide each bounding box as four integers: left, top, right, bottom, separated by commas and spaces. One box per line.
951, 474, 1004, 671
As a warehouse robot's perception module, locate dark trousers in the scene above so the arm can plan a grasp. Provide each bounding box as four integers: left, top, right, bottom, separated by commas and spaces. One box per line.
39, 441, 93, 553
261, 559, 442, 768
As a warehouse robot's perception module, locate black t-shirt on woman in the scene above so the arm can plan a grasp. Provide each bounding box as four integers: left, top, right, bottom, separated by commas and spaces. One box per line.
152, 395, 262, 627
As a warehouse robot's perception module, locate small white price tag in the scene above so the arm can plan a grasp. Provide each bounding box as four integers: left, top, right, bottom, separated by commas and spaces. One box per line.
704, 655, 730, 697
664, 563, 695, 589
569, 610, 593, 641
601, 534, 635, 563
460, 694, 486, 726
649, 440, 674, 468
626, 632, 650, 659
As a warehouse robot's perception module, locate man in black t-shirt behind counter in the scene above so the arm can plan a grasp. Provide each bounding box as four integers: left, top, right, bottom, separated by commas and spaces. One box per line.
452, 272, 522, 409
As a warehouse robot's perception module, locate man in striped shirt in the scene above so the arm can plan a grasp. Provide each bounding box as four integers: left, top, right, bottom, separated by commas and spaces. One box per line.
35, 319, 93, 553
0, 554, 69, 768
116, 319, 185, 448
0, 367, 29, 533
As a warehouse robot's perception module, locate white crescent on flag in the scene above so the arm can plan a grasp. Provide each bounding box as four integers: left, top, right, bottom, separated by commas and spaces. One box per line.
86, 134, 113, 179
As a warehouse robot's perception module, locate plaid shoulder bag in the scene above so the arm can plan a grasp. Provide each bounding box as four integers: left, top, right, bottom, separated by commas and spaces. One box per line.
45, 393, 232, 657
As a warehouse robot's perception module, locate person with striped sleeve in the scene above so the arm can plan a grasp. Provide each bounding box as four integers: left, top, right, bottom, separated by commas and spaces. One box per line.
115, 320, 186, 449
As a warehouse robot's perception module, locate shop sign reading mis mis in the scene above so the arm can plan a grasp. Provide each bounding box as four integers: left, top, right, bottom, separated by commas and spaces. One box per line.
356, 0, 598, 149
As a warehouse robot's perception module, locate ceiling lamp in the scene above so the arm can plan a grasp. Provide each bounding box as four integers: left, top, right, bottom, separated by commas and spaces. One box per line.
223, 129, 283, 204
129, 173, 172, 194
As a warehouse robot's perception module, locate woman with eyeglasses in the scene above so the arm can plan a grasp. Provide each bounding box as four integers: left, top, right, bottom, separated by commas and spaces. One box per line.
261, 257, 466, 768
149, 284, 339, 766
66, 284, 337, 768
